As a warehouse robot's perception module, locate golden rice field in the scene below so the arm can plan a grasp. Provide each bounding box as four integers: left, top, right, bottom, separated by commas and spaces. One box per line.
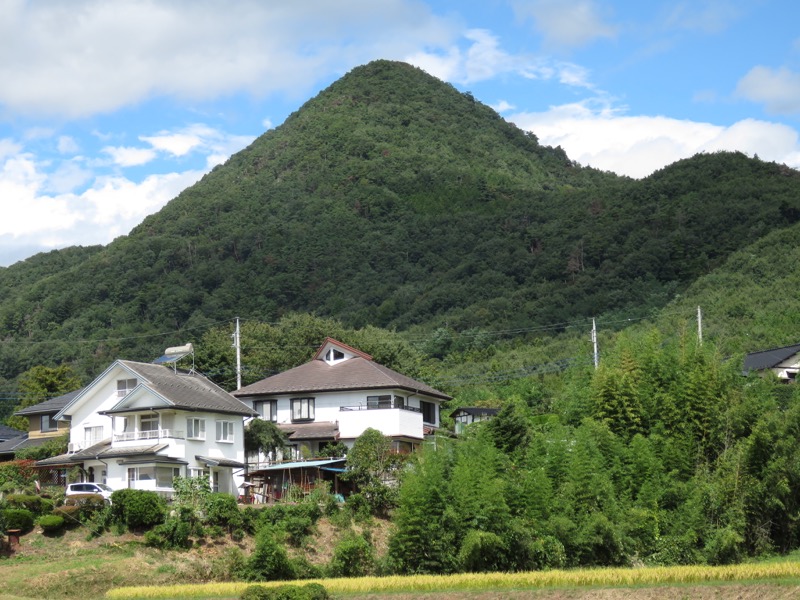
105, 562, 800, 599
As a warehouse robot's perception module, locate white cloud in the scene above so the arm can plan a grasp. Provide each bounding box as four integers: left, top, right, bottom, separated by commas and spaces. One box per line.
736, 66, 800, 115
492, 100, 516, 113
0, 147, 204, 265
511, 102, 800, 178
141, 133, 202, 157
0, 0, 459, 118
407, 28, 593, 88
511, 0, 618, 48
664, 0, 743, 33
102, 146, 158, 167
57, 136, 79, 154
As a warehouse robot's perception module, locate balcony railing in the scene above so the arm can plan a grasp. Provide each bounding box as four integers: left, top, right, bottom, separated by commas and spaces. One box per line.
113, 429, 184, 442
340, 403, 421, 412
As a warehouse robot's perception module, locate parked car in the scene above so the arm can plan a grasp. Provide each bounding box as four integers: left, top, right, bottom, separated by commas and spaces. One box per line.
65, 482, 114, 503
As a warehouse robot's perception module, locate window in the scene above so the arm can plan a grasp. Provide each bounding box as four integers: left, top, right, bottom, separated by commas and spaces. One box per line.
188, 467, 209, 479
117, 378, 137, 397
255, 400, 278, 422
40, 415, 57, 432
291, 397, 315, 421
140, 415, 159, 432
216, 420, 234, 442
84, 426, 103, 446
367, 395, 392, 409
156, 467, 180, 488
325, 348, 345, 363
394, 395, 406, 408
186, 418, 206, 440
420, 401, 437, 425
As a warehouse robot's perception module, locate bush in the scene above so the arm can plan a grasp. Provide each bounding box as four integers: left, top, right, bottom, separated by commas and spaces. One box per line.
328, 532, 375, 577
458, 530, 508, 573
243, 528, 296, 582
240, 583, 329, 600
64, 494, 107, 522
6, 494, 47, 514
344, 493, 371, 521
110, 489, 165, 531
38, 514, 65, 535
144, 519, 192, 550
52, 505, 81, 527
205, 493, 243, 530
3, 508, 34, 532
284, 514, 313, 546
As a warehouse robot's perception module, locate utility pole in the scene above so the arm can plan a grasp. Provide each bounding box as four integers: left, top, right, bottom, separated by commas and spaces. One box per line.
233, 317, 242, 390
591, 318, 599, 369
697, 306, 703, 345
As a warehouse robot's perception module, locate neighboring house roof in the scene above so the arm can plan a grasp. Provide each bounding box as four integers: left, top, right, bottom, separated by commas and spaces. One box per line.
36, 441, 172, 467
196, 455, 245, 469
0, 424, 24, 441
743, 343, 800, 373
0, 433, 32, 455
79, 360, 255, 417
251, 458, 346, 473
279, 421, 339, 441
235, 342, 451, 401
14, 388, 84, 416
450, 407, 500, 418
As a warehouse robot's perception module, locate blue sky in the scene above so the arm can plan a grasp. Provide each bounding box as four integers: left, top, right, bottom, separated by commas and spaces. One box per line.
1, 0, 798, 267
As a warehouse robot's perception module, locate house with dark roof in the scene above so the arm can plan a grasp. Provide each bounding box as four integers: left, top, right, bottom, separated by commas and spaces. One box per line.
743, 343, 800, 382
37, 358, 255, 496
451, 407, 499, 435
0, 389, 80, 463
234, 338, 451, 465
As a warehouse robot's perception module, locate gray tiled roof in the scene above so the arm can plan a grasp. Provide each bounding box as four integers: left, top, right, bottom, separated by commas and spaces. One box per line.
0, 433, 32, 455
36, 441, 170, 466
278, 421, 339, 441
15, 388, 84, 416
234, 356, 451, 401
102, 361, 256, 416
0, 424, 24, 441
450, 407, 499, 418
195, 455, 245, 468
744, 343, 800, 372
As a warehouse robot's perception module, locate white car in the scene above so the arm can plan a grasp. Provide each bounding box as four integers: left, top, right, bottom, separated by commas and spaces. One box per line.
65, 482, 114, 503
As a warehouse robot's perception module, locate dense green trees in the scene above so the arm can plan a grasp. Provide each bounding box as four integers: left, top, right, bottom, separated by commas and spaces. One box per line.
389, 327, 800, 572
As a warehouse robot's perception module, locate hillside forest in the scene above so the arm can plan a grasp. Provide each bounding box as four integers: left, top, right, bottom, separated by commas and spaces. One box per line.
2, 60, 800, 573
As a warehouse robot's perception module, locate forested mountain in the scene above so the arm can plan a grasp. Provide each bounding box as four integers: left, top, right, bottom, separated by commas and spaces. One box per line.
1, 59, 800, 393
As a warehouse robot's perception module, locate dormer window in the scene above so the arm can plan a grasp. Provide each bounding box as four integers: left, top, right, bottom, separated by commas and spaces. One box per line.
324, 348, 345, 365
117, 378, 137, 397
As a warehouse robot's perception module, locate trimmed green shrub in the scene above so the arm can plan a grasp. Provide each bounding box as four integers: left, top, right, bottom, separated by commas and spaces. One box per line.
6, 494, 46, 514
144, 519, 192, 550
110, 489, 165, 530
240, 583, 329, 600
38, 514, 65, 534
328, 532, 375, 577
64, 493, 107, 522
3, 508, 34, 532
52, 504, 81, 527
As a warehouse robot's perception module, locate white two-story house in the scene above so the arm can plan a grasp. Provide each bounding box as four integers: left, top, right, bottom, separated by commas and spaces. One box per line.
37, 358, 255, 496
233, 338, 451, 465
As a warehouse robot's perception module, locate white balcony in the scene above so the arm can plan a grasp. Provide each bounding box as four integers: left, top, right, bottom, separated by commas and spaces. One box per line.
338, 406, 423, 440
113, 429, 184, 442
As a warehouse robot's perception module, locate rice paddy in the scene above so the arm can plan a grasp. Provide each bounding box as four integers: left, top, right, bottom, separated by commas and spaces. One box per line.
105, 561, 800, 599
